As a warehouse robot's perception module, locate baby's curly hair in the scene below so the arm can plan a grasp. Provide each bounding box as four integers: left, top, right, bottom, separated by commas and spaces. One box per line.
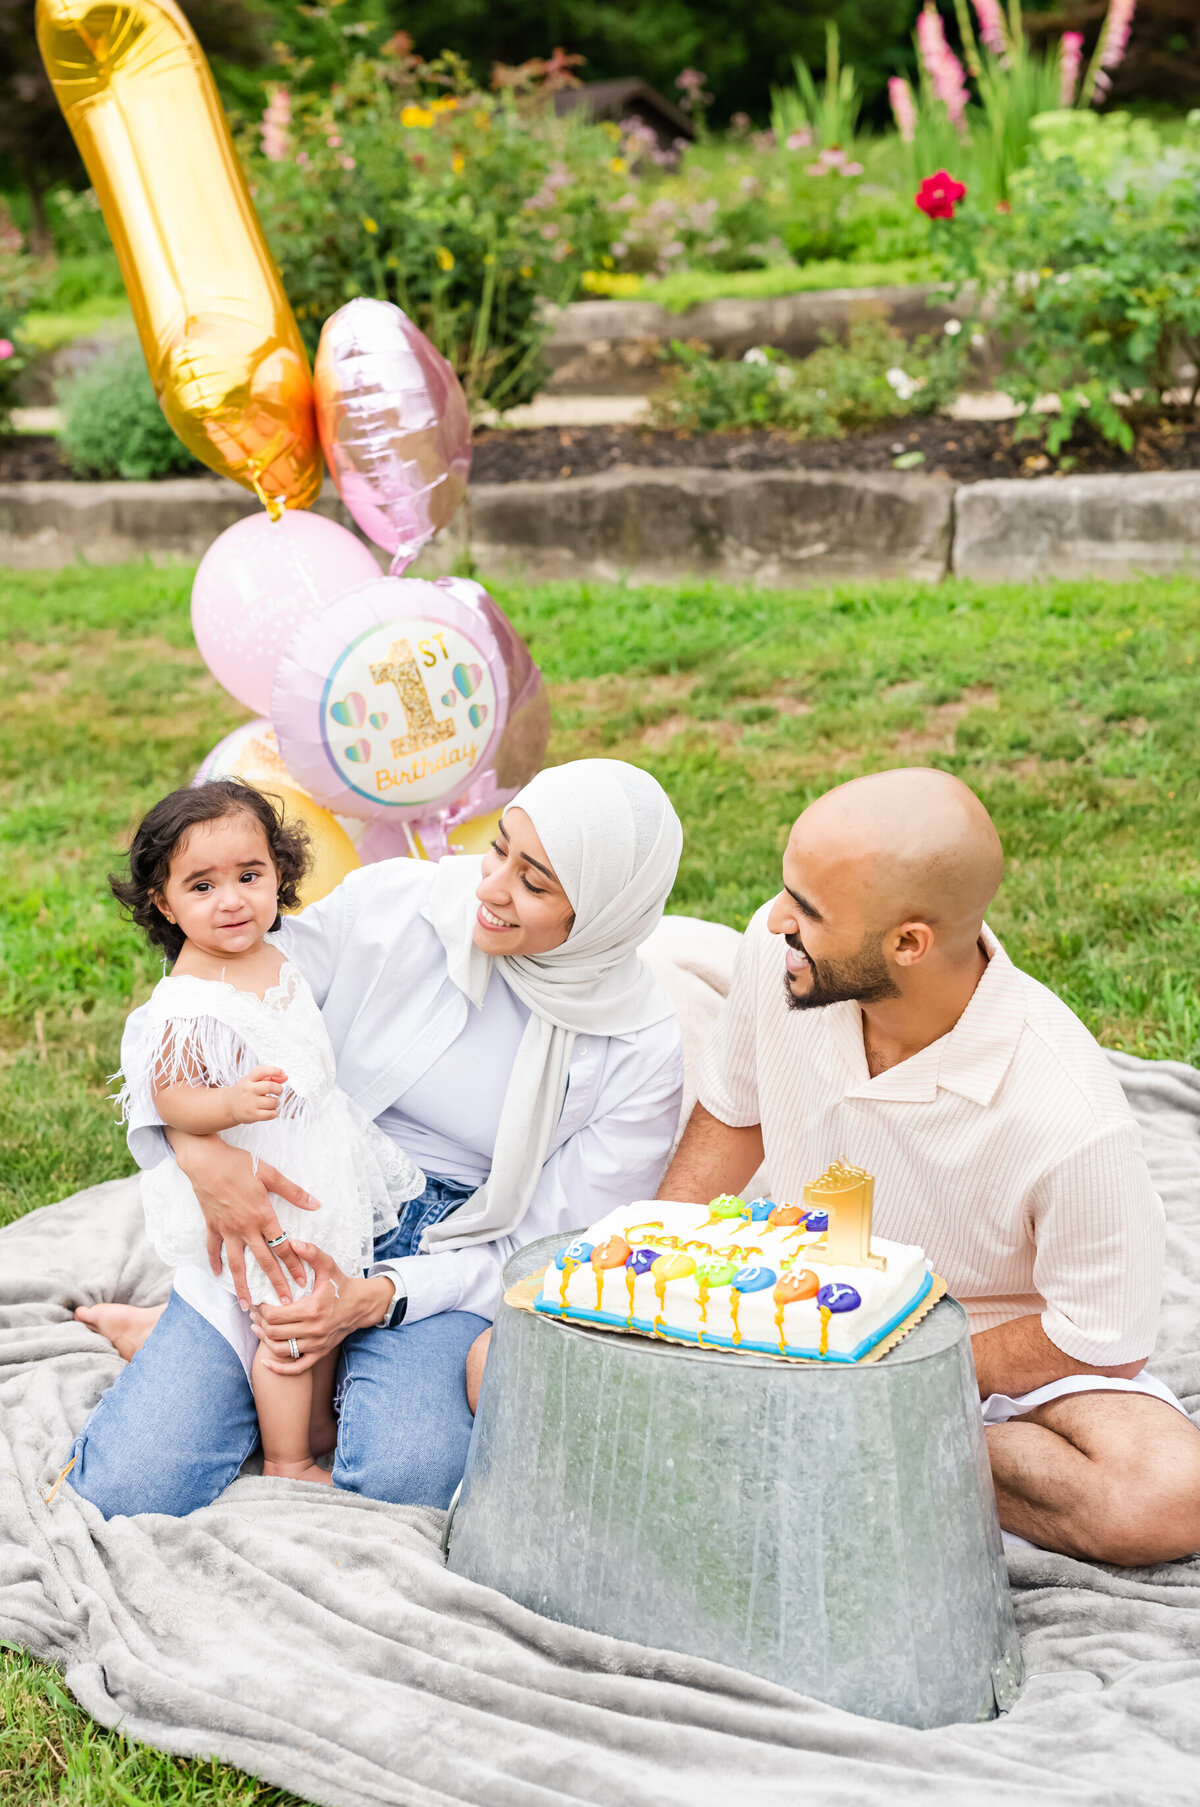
110, 780, 311, 962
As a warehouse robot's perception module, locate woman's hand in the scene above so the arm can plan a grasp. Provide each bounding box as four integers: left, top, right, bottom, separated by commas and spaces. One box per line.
167, 1130, 320, 1307
250, 1243, 394, 1375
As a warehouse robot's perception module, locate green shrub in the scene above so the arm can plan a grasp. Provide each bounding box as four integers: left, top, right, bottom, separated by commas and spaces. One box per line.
244, 41, 625, 409
59, 342, 200, 480
0, 203, 39, 432
647, 310, 965, 437
944, 116, 1200, 456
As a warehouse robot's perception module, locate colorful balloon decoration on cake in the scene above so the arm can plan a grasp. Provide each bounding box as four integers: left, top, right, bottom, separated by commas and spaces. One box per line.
38, 0, 549, 875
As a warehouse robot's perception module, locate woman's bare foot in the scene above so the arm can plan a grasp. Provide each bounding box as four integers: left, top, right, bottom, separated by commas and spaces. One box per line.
75, 1302, 164, 1363
262, 1456, 334, 1484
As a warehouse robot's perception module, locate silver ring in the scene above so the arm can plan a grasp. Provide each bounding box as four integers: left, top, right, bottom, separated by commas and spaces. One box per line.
265, 1233, 289, 1249
288, 1338, 300, 1361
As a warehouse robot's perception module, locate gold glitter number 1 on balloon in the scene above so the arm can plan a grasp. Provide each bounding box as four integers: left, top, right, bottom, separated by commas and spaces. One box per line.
369, 639, 457, 756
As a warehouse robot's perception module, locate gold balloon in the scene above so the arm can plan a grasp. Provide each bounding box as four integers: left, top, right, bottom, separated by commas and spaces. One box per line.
36, 0, 322, 511
444, 808, 504, 858
272, 785, 360, 909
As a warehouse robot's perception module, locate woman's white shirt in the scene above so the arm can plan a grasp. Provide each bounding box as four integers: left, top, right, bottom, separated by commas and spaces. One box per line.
376, 969, 531, 1187
121, 858, 684, 1326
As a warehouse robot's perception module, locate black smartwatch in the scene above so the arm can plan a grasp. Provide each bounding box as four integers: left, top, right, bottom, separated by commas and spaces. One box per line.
378, 1274, 408, 1328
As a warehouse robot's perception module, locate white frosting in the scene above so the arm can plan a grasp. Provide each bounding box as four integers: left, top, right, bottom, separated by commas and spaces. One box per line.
537, 1198, 930, 1361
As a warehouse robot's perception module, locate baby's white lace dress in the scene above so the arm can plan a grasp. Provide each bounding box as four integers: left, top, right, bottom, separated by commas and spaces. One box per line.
117, 960, 424, 1306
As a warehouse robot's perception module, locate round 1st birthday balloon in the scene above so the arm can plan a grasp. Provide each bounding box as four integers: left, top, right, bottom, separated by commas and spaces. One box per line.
271, 576, 508, 822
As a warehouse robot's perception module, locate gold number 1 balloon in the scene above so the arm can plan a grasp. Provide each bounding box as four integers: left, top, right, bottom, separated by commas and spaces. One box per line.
36, 0, 322, 511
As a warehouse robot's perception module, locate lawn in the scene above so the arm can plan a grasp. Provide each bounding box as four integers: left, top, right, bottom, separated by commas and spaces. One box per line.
3, 559, 1200, 1798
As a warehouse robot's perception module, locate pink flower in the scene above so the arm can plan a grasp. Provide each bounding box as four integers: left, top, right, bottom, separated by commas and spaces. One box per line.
295, 150, 310, 167
889, 76, 917, 143
1092, 0, 1137, 97
1059, 30, 1084, 105
786, 127, 813, 151
260, 86, 290, 163
917, 3, 970, 134
0, 339, 14, 361
675, 67, 706, 97
341, 156, 356, 171
611, 240, 628, 258
972, 0, 1008, 59
326, 133, 343, 148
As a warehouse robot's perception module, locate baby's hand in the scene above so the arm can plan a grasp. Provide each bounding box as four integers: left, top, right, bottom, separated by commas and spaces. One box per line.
229, 1066, 288, 1125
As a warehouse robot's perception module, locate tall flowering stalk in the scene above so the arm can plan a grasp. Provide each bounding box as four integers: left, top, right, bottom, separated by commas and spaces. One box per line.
972, 0, 1009, 61
888, 76, 917, 144
1059, 31, 1084, 106
260, 86, 290, 163
1082, 0, 1137, 104
917, 4, 971, 135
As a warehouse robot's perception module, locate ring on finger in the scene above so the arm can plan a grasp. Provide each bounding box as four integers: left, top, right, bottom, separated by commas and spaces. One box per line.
265, 1232, 289, 1250
288, 1337, 301, 1361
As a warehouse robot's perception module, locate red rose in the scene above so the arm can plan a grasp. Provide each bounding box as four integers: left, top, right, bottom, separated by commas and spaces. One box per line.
915, 171, 968, 220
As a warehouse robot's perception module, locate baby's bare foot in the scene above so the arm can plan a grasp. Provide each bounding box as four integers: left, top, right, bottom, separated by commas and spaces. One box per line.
261, 1457, 334, 1484
75, 1302, 163, 1364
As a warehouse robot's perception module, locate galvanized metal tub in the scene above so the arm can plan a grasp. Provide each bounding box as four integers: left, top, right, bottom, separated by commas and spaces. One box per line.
447, 1234, 1022, 1728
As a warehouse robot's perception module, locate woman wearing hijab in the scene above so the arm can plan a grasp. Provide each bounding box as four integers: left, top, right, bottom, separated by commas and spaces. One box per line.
70, 760, 685, 1518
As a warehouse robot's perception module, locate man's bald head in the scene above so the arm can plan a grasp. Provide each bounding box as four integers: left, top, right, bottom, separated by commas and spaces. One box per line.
768, 769, 1004, 1013
793, 769, 1003, 944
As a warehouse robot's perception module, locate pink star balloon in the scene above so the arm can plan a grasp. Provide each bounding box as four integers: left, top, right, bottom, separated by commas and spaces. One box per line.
314, 298, 472, 573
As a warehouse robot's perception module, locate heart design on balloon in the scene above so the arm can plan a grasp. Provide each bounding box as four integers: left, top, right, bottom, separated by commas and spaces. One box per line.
453, 662, 483, 699
368, 712, 388, 730
468, 703, 488, 730
331, 692, 367, 728
343, 738, 372, 763
441, 690, 457, 708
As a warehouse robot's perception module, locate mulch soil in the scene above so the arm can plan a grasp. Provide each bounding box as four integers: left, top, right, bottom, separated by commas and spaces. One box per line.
5, 412, 1200, 489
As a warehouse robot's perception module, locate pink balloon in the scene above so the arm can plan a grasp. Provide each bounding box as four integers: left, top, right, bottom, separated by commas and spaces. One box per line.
271, 575, 510, 822
314, 298, 472, 572
191, 511, 381, 715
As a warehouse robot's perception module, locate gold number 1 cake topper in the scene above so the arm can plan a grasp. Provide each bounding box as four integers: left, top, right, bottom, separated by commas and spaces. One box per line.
804, 1157, 887, 1272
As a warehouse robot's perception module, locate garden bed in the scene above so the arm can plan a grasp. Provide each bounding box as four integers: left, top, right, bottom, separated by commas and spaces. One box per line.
473, 416, 1200, 485
8, 413, 1200, 494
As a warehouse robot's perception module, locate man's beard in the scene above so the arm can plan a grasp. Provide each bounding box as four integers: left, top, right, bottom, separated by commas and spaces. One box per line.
783, 931, 900, 1011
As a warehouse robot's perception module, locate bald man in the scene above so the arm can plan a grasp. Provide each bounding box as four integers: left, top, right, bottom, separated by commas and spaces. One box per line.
662, 768, 1200, 1566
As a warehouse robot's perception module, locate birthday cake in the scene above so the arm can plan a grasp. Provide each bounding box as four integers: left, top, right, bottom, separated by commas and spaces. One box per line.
535, 1160, 933, 1363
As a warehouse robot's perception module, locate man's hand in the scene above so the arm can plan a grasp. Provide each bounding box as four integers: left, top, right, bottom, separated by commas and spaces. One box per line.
167, 1130, 320, 1308
657, 1102, 764, 1205
251, 1244, 395, 1375
227, 1065, 288, 1125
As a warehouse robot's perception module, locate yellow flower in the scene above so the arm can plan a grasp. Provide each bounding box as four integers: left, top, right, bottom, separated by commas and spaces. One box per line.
473, 109, 491, 130
362, 216, 379, 234
385, 254, 400, 269
519, 264, 533, 278
430, 96, 457, 113
435, 245, 455, 271
451, 152, 465, 174
483, 252, 496, 265
401, 105, 434, 129
601, 121, 621, 142
610, 157, 627, 174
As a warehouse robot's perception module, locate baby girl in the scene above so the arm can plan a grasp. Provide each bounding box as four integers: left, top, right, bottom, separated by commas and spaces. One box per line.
105, 779, 422, 1483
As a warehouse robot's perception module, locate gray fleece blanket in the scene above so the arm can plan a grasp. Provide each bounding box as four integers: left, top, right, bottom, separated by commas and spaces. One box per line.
2, 1047, 1198, 1807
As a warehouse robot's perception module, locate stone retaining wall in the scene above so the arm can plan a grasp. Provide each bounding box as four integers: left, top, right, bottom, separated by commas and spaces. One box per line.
1, 471, 1197, 588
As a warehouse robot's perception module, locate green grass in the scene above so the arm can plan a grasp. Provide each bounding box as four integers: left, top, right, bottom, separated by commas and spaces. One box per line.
3, 559, 1200, 1796
19, 299, 133, 355
0, 1647, 302, 1805
642, 256, 932, 313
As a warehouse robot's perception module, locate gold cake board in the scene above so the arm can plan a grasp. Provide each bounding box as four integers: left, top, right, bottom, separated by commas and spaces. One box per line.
505, 1268, 948, 1365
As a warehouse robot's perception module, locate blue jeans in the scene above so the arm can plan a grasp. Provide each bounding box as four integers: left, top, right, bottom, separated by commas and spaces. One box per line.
71, 1175, 486, 1518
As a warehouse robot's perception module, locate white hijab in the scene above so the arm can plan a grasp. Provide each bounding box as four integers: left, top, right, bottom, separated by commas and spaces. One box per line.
420, 758, 683, 1251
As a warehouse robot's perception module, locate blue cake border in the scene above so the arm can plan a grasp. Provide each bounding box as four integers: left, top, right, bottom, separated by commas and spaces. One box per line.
533, 1269, 933, 1363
